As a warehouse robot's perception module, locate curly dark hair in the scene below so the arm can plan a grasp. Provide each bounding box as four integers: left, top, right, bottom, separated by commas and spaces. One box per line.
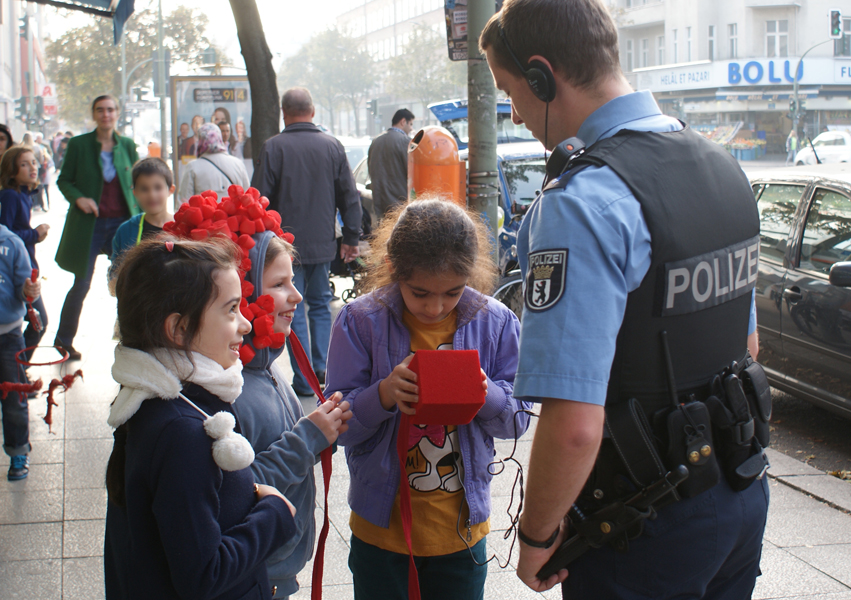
362, 197, 498, 295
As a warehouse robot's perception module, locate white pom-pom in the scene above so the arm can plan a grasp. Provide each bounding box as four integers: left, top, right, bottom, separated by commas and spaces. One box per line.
212, 431, 255, 471
204, 411, 236, 440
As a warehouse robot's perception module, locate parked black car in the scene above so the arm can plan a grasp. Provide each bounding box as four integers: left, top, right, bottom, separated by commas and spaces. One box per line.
751, 164, 851, 418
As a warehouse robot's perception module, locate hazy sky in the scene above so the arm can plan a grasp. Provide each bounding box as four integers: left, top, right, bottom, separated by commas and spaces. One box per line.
43, 0, 362, 69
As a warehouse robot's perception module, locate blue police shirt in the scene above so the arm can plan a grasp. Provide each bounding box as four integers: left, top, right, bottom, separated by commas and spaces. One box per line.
515, 91, 756, 406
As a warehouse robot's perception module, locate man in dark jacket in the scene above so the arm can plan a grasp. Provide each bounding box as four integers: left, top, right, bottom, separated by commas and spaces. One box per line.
251, 87, 362, 396
368, 108, 414, 219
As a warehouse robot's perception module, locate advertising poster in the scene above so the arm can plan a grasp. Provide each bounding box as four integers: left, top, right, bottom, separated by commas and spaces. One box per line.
170, 76, 253, 200
444, 0, 502, 61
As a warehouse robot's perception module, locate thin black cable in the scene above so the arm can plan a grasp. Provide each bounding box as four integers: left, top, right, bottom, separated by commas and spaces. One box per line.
453, 408, 540, 568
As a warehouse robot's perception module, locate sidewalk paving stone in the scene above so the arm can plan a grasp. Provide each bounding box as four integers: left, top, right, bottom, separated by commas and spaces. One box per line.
0, 489, 63, 525
62, 556, 105, 600
0, 558, 62, 600
0, 522, 62, 561
62, 519, 105, 559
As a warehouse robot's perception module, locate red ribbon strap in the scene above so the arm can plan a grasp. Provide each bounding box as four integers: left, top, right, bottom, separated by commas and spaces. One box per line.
288, 332, 333, 600
397, 412, 422, 600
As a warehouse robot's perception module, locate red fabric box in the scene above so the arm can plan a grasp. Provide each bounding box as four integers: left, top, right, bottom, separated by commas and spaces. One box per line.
408, 350, 485, 426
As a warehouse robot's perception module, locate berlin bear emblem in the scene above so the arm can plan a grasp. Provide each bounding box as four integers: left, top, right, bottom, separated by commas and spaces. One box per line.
525, 249, 568, 312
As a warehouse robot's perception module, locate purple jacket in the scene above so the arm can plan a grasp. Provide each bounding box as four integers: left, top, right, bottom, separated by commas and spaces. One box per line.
325, 284, 531, 529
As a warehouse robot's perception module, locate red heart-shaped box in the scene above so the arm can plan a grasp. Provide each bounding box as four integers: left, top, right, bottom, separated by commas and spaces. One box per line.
408, 350, 485, 426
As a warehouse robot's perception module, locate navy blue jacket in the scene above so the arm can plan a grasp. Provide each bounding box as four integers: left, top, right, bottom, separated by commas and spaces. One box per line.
0, 186, 39, 269
104, 383, 296, 600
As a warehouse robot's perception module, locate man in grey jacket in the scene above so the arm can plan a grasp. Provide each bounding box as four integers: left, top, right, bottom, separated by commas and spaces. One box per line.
252, 87, 362, 395
368, 108, 414, 219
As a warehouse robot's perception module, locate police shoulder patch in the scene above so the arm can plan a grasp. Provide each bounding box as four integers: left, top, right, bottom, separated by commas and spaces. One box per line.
525, 249, 568, 312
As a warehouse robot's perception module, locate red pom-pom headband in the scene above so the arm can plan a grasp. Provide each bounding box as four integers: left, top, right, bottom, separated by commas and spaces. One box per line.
163, 185, 296, 363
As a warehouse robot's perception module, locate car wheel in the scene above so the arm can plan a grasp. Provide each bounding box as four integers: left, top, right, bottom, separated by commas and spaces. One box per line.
796, 161, 804, 166
493, 271, 524, 321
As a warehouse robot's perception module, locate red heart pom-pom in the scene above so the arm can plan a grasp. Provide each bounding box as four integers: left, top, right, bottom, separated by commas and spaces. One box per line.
241, 219, 256, 235
212, 209, 228, 222
259, 196, 270, 209
266, 210, 282, 226
241, 279, 255, 298
240, 194, 254, 208
189, 195, 204, 208
201, 190, 218, 199
200, 205, 215, 219
256, 295, 276, 314
190, 228, 209, 240
239, 344, 256, 364
221, 199, 237, 216
282, 232, 295, 244
248, 204, 264, 220
240, 299, 254, 320
254, 218, 266, 233
237, 234, 256, 250
269, 332, 287, 347
248, 187, 261, 200
226, 216, 240, 233
185, 206, 204, 226
254, 335, 271, 349
228, 185, 244, 199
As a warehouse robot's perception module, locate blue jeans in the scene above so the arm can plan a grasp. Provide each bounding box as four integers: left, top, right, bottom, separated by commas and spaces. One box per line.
0, 329, 30, 457
56, 217, 124, 347
287, 262, 332, 394
562, 476, 769, 599
349, 535, 487, 600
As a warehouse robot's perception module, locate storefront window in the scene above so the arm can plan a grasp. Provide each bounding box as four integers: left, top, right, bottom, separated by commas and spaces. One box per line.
766, 20, 788, 58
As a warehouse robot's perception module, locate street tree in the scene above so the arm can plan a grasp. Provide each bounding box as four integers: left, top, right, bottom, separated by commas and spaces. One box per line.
228, 0, 280, 160
278, 28, 375, 135
45, 6, 224, 130
386, 23, 466, 112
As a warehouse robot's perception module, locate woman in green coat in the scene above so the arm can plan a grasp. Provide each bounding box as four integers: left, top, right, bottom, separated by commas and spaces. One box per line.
54, 95, 139, 360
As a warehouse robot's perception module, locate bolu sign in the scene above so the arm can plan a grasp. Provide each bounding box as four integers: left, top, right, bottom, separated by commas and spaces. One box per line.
728, 60, 803, 84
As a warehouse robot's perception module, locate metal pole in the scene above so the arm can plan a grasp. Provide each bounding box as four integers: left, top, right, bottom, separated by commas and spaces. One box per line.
120, 33, 127, 135
793, 39, 831, 138
466, 0, 499, 257
157, 0, 167, 160
26, 3, 36, 124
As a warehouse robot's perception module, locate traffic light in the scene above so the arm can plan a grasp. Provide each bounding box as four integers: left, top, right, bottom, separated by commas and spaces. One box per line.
14, 97, 27, 122
19, 16, 28, 38
368, 99, 378, 116
789, 98, 797, 115
829, 9, 843, 39
35, 96, 44, 120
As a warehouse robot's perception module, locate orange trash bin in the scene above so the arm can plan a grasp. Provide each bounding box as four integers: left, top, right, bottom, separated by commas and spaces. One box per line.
407, 126, 466, 206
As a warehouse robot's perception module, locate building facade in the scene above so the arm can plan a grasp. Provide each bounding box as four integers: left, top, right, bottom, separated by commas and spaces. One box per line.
615, 0, 851, 152
1, 0, 49, 140
335, 0, 447, 136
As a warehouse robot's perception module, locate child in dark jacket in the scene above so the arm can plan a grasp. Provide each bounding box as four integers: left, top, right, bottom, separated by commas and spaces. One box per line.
326, 198, 531, 600
232, 229, 352, 599
0, 145, 50, 356
104, 236, 297, 600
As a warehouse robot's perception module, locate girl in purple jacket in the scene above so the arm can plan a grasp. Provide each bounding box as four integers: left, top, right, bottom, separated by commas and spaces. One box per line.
326, 198, 531, 600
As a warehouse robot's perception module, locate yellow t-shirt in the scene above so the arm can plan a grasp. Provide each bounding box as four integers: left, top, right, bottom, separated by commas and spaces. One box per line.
350, 308, 490, 556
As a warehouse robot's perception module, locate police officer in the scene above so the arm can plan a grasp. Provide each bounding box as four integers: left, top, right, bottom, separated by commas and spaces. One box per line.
480, 1, 768, 598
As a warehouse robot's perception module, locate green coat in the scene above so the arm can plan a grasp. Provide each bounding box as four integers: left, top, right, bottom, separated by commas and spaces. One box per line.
55, 130, 139, 277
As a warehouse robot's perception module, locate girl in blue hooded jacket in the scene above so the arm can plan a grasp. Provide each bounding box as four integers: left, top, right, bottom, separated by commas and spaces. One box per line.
326, 198, 531, 600
231, 230, 352, 599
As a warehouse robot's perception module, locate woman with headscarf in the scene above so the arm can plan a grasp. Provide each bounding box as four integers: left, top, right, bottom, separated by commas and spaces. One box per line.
178, 123, 249, 202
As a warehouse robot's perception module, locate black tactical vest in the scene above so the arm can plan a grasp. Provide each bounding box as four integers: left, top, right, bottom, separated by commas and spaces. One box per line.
548, 125, 760, 492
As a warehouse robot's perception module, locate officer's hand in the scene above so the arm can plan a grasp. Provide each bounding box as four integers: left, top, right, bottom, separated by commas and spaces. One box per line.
378, 355, 418, 414
516, 522, 569, 592
481, 369, 488, 393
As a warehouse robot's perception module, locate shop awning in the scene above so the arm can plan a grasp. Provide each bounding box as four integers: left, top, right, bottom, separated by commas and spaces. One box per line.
715, 88, 820, 101
27, 0, 134, 44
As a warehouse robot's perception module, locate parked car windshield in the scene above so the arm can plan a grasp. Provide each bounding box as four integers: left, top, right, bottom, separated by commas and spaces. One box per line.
502, 157, 547, 207
447, 114, 536, 146
812, 133, 847, 148
754, 182, 807, 262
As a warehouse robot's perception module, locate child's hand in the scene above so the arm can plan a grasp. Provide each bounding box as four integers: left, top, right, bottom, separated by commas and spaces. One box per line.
379, 355, 418, 415
22, 278, 40, 300
255, 483, 297, 516
307, 392, 350, 445
481, 369, 488, 394
36, 224, 50, 242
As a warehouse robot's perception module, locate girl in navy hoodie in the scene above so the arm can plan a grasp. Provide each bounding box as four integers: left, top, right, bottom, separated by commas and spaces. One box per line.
104, 237, 297, 600
0, 145, 50, 356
